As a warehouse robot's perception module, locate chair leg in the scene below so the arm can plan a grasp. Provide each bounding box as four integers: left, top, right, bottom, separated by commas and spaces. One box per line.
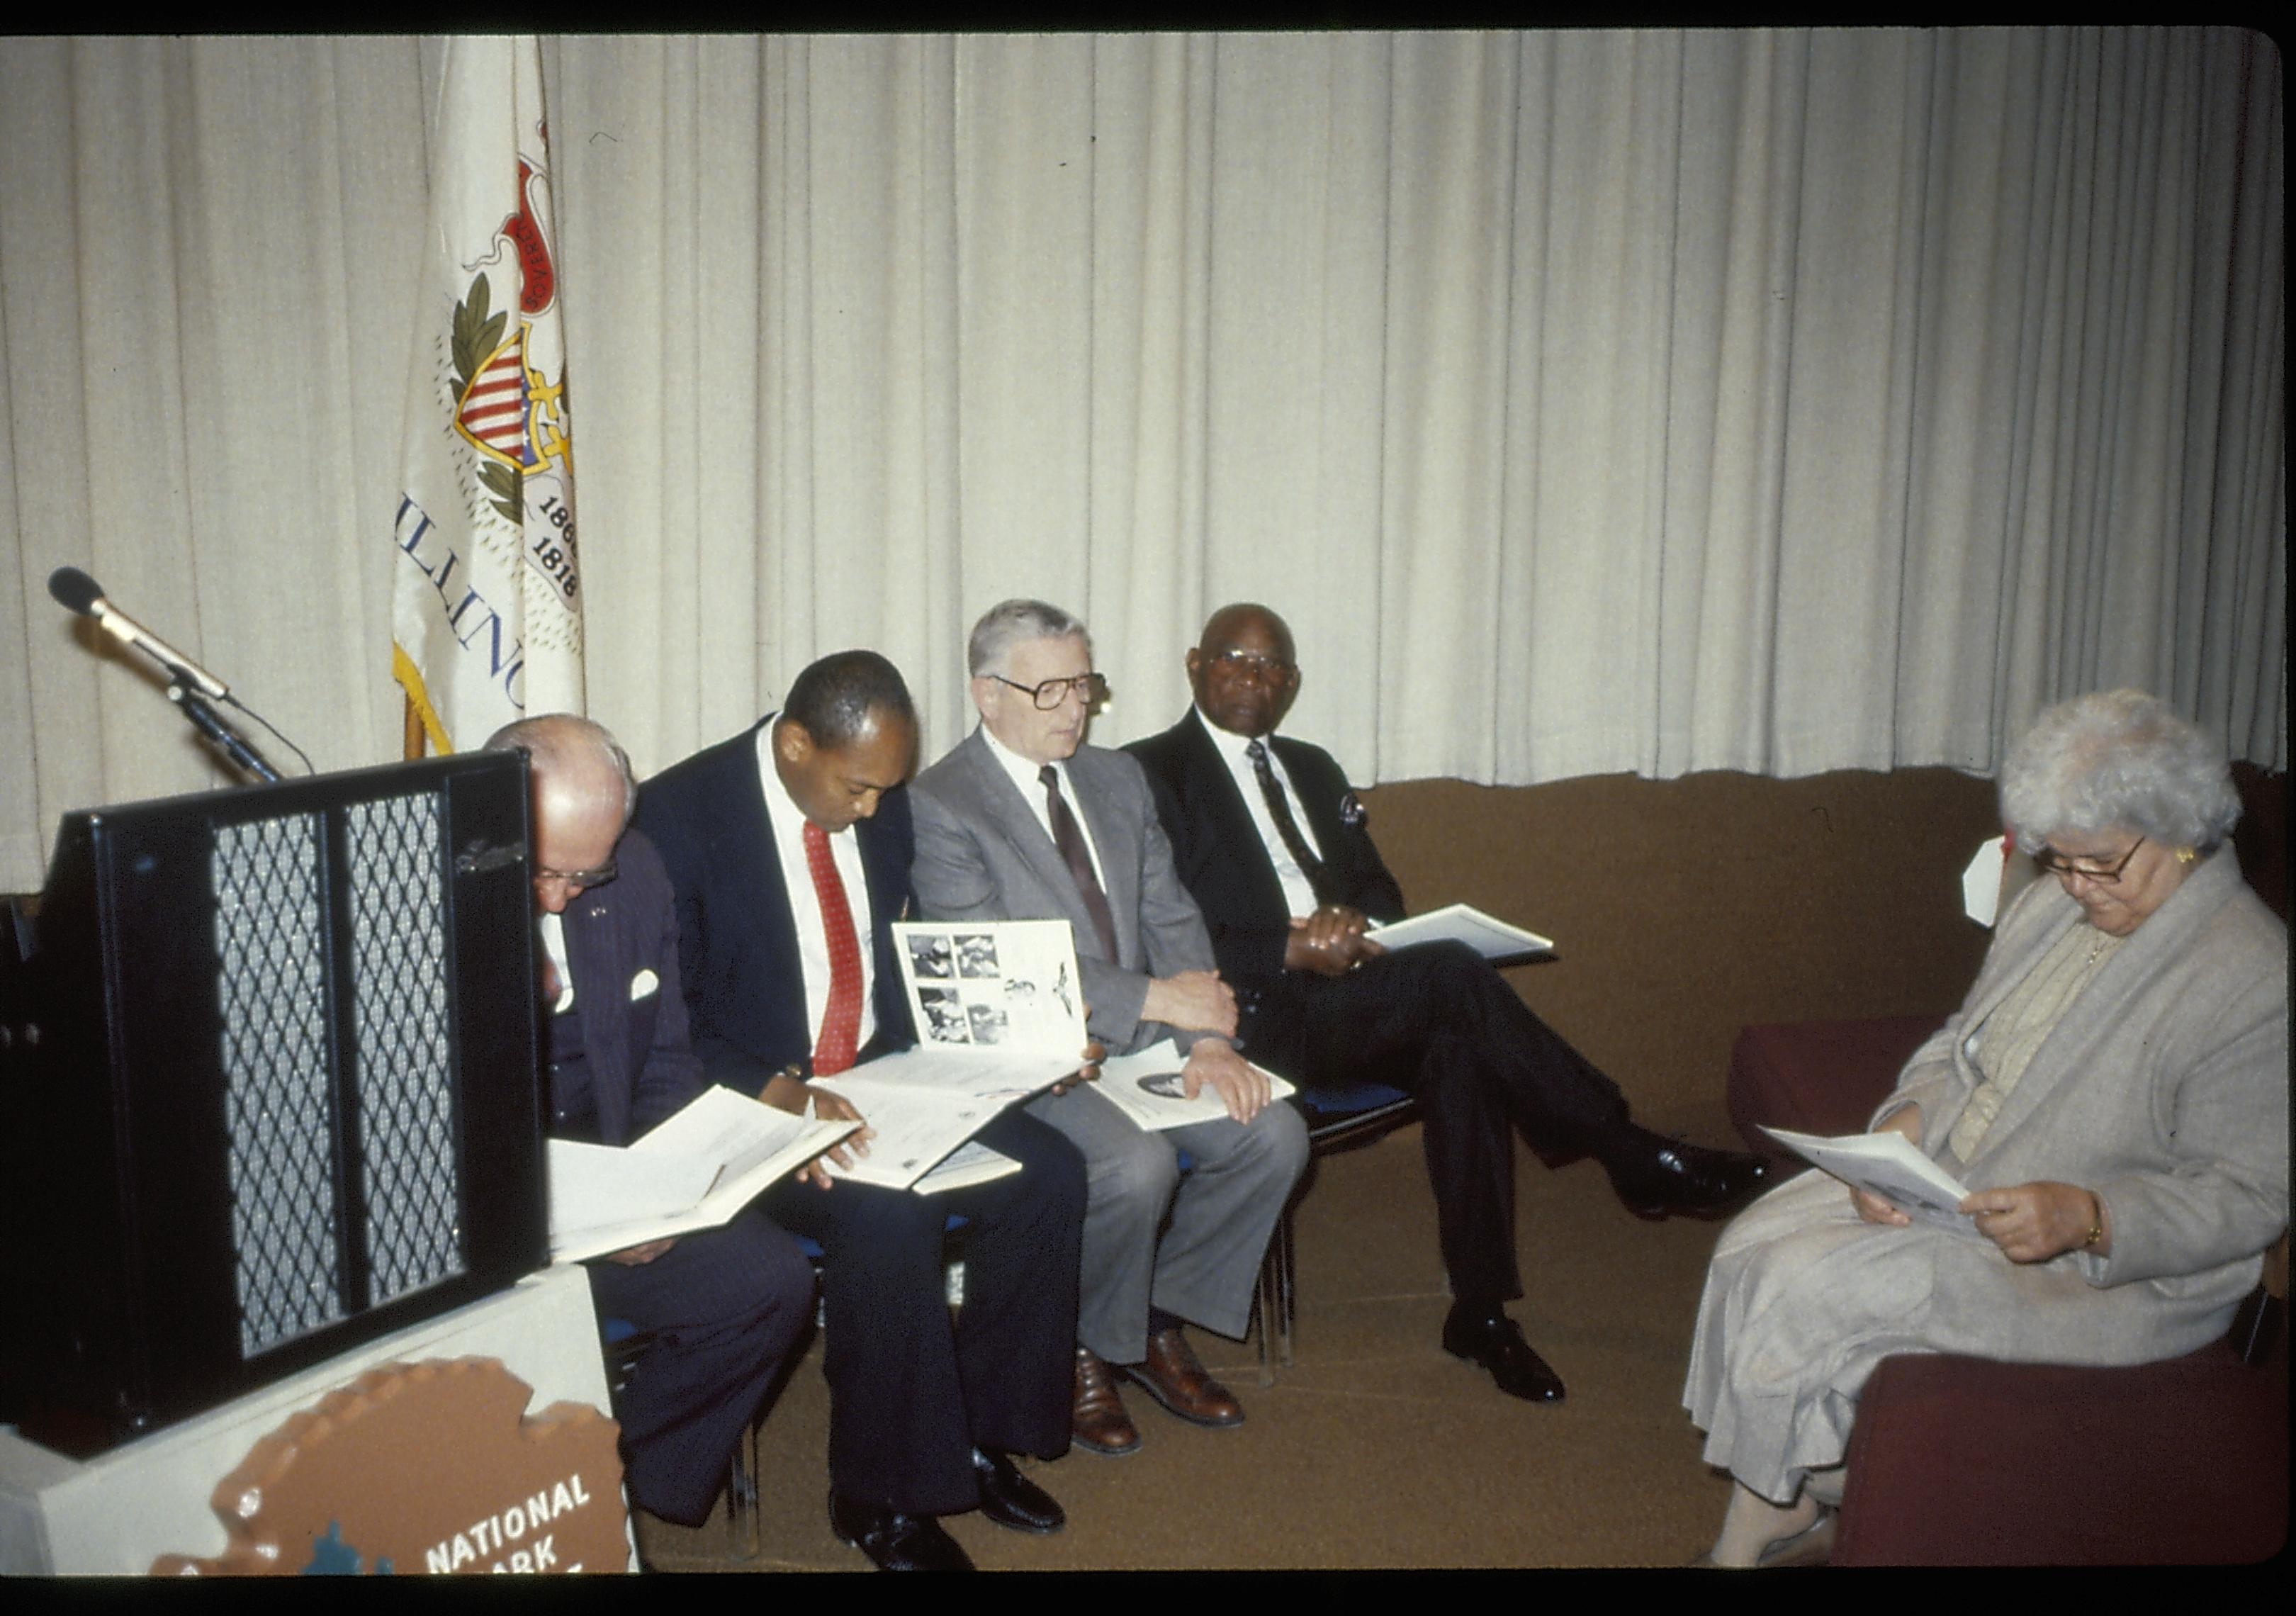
1275, 1208, 1296, 1369
1255, 1230, 1281, 1387
726, 1414, 762, 1560
1255, 1206, 1296, 1379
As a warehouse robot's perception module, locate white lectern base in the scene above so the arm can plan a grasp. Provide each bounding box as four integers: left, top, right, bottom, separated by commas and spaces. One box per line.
0, 1264, 630, 1575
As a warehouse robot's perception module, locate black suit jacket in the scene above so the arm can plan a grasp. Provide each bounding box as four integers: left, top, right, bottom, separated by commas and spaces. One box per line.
555, 827, 710, 1144
1127, 709, 1406, 1071
632, 717, 916, 1089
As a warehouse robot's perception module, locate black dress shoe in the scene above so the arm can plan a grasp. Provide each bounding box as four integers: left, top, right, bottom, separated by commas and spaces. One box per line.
1604, 1138, 1772, 1221
1441, 1305, 1566, 1403
972, 1448, 1064, 1534
828, 1491, 974, 1571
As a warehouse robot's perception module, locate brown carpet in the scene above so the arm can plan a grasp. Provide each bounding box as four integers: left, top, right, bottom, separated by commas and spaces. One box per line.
632, 1101, 1752, 1571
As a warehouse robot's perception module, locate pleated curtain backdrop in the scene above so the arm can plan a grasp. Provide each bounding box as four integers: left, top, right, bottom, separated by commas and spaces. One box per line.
1, 29, 2283, 893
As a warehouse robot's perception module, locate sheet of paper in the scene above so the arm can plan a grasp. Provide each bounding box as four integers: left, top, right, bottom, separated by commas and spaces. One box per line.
893, 919, 1087, 1056
816, 1065, 1062, 1191
631, 1083, 835, 1179
912, 1140, 1021, 1195
547, 1085, 858, 1262
547, 1138, 713, 1235
815, 1043, 1081, 1106
1367, 901, 1553, 961
1088, 1044, 1298, 1133
1760, 1125, 1982, 1239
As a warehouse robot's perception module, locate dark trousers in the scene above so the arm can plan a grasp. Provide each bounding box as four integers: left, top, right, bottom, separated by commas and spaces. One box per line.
585, 1206, 816, 1526
1243, 939, 1628, 1306
760, 1107, 1085, 1516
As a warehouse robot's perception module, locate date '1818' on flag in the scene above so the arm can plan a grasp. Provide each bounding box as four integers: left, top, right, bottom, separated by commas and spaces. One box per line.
392, 35, 584, 755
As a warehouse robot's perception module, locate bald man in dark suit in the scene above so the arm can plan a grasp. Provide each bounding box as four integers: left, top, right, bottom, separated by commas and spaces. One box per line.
1125, 605, 1769, 1404
489, 714, 814, 1533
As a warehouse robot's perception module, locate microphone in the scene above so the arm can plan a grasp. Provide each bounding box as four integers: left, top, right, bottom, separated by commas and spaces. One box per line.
48, 566, 230, 700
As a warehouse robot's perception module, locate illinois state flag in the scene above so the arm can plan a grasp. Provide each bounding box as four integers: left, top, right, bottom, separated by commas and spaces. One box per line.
392, 35, 583, 753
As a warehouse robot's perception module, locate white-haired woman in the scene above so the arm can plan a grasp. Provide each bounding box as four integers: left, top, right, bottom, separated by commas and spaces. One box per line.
1684, 690, 2287, 1567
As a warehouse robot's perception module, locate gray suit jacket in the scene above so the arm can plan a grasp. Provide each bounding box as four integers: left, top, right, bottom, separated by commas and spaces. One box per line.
910, 727, 1220, 1055
1880, 848, 2287, 1350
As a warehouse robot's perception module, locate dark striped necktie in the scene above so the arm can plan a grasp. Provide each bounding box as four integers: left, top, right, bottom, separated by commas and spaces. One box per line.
1041, 764, 1120, 962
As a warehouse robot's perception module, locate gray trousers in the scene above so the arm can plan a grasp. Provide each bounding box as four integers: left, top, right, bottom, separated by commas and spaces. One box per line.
1023, 1084, 1308, 1364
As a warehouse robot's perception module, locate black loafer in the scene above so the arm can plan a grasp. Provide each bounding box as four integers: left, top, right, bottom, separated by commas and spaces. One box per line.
972, 1448, 1064, 1534
1605, 1139, 1772, 1221
1441, 1305, 1566, 1403
828, 1491, 974, 1571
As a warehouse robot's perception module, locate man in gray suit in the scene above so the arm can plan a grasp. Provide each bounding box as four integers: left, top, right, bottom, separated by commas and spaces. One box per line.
910, 600, 1310, 1457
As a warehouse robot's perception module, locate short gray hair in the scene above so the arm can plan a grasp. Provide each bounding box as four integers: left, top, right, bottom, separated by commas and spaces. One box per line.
967, 598, 1091, 678
2000, 689, 2240, 853
484, 713, 638, 824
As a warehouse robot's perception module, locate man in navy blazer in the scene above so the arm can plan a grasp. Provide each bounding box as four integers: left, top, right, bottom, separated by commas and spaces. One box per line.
633, 651, 1087, 1573
488, 714, 814, 1533
1125, 605, 1770, 1405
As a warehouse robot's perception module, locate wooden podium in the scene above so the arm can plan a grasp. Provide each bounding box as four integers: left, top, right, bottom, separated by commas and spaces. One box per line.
0, 1264, 631, 1575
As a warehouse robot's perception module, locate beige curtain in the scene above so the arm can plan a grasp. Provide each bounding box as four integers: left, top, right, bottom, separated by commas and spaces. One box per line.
3, 29, 2282, 893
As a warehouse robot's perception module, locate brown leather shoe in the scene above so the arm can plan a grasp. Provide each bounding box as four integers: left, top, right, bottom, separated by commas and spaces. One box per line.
1118, 1328, 1244, 1427
1071, 1347, 1142, 1456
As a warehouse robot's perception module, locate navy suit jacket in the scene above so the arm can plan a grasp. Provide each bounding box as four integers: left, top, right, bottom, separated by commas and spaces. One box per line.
632, 717, 917, 1089
1127, 709, 1407, 1074
554, 827, 709, 1145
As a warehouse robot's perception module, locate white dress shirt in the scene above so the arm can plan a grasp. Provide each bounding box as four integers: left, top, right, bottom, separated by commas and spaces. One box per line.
536, 909, 576, 1014
979, 722, 1111, 893
1193, 707, 1324, 920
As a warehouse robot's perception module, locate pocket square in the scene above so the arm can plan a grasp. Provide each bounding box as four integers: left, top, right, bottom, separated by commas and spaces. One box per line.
629, 968, 660, 1001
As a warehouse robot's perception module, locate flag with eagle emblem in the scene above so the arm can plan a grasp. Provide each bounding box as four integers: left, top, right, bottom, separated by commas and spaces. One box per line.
391, 34, 583, 753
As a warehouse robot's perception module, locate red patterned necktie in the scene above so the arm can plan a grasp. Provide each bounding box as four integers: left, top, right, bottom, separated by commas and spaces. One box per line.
804, 820, 862, 1076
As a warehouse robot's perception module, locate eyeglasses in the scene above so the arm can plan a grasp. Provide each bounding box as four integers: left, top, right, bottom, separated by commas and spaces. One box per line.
534, 860, 618, 892
1204, 648, 1295, 680
2032, 838, 2144, 886
991, 672, 1110, 710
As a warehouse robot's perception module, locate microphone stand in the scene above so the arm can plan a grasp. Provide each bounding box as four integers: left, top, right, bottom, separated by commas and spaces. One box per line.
166, 675, 282, 785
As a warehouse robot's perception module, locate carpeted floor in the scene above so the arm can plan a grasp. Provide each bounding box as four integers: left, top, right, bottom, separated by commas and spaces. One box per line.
632, 1099, 1755, 1571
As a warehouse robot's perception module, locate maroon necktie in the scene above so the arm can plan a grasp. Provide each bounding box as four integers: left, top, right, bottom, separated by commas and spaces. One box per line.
804, 821, 862, 1075
1040, 765, 1120, 963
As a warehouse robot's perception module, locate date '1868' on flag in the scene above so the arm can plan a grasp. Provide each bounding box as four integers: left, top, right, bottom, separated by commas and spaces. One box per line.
393, 35, 583, 755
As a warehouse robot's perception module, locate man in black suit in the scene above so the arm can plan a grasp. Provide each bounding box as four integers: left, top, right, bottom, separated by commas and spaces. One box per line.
487, 714, 814, 1533
632, 651, 1087, 1572
1125, 605, 1770, 1403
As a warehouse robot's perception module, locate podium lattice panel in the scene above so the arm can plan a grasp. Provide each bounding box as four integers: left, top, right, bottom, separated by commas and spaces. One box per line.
213, 815, 344, 1356
346, 795, 466, 1302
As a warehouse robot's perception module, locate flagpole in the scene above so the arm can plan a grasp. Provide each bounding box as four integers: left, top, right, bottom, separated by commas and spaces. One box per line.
405, 694, 426, 761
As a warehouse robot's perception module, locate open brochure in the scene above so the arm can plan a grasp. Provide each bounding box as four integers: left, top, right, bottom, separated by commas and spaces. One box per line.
815, 1049, 1074, 1190
1089, 1043, 1297, 1132
548, 1084, 858, 1263
893, 918, 1088, 1049
1759, 1125, 1983, 1239
1367, 902, 1553, 962
810, 919, 1096, 1191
